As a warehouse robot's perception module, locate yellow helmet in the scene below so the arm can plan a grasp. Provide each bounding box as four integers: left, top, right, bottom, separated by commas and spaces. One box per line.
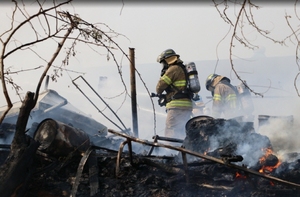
205, 74, 219, 91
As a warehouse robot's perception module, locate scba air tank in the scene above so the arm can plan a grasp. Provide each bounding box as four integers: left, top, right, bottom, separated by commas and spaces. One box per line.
185, 62, 201, 93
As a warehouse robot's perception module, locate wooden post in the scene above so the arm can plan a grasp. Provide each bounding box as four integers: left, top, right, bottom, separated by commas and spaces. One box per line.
129, 48, 139, 137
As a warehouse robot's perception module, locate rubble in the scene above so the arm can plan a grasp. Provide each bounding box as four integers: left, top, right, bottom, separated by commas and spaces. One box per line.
1, 115, 300, 197
0, 89, 108, 146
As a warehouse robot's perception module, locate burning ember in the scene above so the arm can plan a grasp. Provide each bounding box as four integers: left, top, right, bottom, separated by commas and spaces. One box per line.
235, 171, 247, 179
259, 148, 281, 174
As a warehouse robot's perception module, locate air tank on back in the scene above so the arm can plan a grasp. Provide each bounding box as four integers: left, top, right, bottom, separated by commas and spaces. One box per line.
185, 62, 201, 93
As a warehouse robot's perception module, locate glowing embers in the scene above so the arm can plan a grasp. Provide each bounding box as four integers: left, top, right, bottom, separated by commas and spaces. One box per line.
259, 147, 281, 174
235, 171, 247, 179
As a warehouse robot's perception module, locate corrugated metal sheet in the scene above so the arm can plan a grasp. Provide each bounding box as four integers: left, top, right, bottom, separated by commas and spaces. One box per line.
0, 89, 108, 139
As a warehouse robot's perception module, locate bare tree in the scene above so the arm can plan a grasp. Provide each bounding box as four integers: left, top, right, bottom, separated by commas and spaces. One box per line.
0, 1, 134, 196
212, 0, 300, 97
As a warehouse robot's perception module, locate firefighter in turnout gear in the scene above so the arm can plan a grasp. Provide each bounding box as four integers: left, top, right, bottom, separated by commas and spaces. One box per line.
205, 74, 242, 119
155, 49, 193, 139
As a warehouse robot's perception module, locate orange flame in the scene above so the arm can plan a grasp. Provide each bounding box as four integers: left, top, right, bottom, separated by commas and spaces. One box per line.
259, 148, 273, 163
259, 148, 281, 174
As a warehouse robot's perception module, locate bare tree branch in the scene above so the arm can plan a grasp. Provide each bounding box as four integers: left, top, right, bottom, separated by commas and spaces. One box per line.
285, 12, 300, 96
213, 0, 300, 97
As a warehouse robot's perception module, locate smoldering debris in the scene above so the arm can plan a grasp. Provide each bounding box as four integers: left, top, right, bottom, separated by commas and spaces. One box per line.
1, 115, 300, 197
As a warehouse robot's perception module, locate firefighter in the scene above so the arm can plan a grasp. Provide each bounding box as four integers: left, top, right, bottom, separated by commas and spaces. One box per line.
205, 74, 242, 119
155, 49, 193, 139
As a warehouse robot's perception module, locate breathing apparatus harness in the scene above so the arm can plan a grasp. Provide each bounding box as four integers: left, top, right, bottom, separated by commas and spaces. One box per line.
169, 62, 193, 100
151, 62, 191, 107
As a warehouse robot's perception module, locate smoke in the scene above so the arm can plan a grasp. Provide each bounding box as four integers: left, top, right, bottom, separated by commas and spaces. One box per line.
204, 112, 300, 168
207, 121, 271, 168
1, 55, 299, 165
258, 114, 300, 156
202, 103, 300, 168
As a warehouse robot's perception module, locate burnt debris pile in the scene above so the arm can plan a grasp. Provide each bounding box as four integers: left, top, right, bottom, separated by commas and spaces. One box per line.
1, 115, 300, 197
181, 116, 271, 166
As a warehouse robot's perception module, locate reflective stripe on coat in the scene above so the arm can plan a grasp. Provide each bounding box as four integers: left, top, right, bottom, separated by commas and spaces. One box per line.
156, 64, 192, 109
211, 77, 241, 119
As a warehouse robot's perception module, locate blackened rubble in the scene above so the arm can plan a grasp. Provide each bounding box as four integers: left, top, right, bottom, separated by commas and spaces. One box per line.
0, 89, 108, 146
1, 115, 300, 197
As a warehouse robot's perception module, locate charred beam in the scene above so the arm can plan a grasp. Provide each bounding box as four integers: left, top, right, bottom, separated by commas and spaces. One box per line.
153, 135, 184, 143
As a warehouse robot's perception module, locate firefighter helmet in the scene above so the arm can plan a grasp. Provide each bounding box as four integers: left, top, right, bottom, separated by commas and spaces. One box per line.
157, 49, 180, 63
205, 74, 219, 91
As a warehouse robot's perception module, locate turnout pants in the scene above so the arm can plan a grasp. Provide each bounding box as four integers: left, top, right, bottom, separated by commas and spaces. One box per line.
165, 108, 192, 139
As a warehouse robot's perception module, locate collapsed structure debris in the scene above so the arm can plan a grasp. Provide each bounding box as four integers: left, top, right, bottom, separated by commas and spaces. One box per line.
2, 111, 300, 196
0, 89, 108, 145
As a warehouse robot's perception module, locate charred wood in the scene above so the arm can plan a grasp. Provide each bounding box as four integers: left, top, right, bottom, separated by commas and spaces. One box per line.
108, 129, 300, 190
134, 157, 185, 175
33, 118, 90, 157
88, 149, 99, 196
